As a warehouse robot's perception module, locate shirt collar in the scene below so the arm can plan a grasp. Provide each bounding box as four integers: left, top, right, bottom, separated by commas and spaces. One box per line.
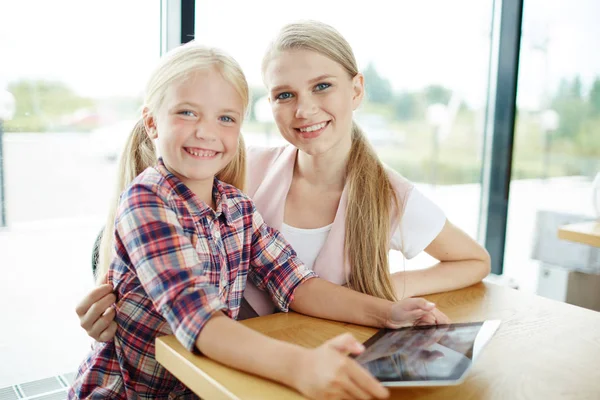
154, 158, 233, 224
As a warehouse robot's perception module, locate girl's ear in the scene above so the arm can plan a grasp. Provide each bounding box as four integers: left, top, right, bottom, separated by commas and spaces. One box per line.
142, 107, 158, 139
351, 73, 365, 111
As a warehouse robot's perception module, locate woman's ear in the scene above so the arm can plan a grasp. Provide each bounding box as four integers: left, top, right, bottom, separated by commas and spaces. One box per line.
142, 107, 158, 139
351, 73, 365, 110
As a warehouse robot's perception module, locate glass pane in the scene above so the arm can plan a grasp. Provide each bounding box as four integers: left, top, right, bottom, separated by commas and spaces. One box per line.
505, 0, 600, 292
0, 0, 160, 389
195, 0, 494, 269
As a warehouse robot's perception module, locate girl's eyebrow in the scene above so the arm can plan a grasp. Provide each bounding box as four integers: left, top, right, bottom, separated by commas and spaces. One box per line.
170, 101, 200, 110
170, 102, 241, 117
270, 74, 337, 94
220, 109, 241, 117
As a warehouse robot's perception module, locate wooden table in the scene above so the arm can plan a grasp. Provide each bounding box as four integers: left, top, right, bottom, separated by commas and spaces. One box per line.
156, 283, 600, 399
558, 221, 600, 247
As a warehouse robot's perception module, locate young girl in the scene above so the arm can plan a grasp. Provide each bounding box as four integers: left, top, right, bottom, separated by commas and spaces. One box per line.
78, 19, 489, 339
69, 42, 447, 400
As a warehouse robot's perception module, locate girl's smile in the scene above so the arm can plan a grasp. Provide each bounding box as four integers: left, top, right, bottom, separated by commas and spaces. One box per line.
183, 146, 220, 159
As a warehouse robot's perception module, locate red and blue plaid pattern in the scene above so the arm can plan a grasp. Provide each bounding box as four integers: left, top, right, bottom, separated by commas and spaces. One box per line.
69, 159, 316, 399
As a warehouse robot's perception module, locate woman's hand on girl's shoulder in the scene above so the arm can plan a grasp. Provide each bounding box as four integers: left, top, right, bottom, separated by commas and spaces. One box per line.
75, 284, 118, 342
385, 298, 450, 329
292, 333, 389, 399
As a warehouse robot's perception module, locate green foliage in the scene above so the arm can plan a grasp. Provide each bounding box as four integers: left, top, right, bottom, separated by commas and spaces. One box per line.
424, 85, 452, 105
4, 80, 94, 132
589, 78, 600, 116
393, 92, 420, 121
363, 62, 393, 104
248, 86, 268, 122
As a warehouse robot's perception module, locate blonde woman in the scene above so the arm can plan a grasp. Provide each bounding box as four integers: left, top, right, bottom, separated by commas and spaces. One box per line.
71, 41, 448, 399
78, 20, 487, 336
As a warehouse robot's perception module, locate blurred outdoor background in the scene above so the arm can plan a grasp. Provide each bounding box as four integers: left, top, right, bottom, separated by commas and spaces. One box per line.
0, 0, 598, 396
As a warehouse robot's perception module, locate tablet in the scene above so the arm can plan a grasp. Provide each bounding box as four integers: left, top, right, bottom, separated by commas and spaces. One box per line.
353, 320, 501, 387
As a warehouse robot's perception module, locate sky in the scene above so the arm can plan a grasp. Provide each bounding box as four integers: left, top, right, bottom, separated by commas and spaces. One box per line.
1, 0, 599, 110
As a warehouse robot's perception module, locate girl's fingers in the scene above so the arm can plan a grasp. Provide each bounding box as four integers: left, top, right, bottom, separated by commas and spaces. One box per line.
325, 333, 365, 356
75, 284, 114, 317
97, 321, 118, 343
87, 306, 116, 341
80, 293, 116, 331
347, 361, 389, 399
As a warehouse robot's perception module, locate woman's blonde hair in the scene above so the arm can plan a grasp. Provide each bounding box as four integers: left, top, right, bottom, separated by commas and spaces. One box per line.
96, 43, 249, 282
263, 21, 401, 301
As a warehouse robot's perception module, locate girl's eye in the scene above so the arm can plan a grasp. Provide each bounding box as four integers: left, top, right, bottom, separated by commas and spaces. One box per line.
179, 110, 195, 117
315, 82, 331, 91
219, 115, 235, 123
276, 92, 293, 100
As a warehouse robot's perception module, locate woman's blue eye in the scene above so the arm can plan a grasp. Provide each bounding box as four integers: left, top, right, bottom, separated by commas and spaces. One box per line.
276, 92, 293, 100
315, 82, 331, 91
220, 116, 234, 123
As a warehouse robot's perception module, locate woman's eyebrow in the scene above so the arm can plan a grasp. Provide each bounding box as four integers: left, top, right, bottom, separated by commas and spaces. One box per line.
270, 74, 337, 94
307, 74, 336, 85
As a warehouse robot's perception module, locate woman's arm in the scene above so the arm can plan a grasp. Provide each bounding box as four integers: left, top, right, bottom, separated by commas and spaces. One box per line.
290, 277, 450, 328
392, 220, 491, 298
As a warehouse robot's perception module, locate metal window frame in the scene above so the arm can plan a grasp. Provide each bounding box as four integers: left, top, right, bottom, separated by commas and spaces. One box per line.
161, 0, 195, 54
0, 121, 5, 227
0, 0, 524, 265
479, 0, 524, 275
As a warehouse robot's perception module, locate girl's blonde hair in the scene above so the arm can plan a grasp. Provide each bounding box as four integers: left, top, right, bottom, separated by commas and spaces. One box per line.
96, 43, 249, 282
263, 21, 401, 301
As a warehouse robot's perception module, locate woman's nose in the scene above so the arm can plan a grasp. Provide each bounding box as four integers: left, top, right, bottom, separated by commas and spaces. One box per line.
295, 97, 318, 119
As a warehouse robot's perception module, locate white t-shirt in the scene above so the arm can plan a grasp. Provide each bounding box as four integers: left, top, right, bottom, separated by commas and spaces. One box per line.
280, 222, 333, 270
280, 187, 445, 269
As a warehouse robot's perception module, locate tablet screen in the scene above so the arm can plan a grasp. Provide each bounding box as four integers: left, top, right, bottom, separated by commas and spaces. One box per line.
354, 321, 500, 385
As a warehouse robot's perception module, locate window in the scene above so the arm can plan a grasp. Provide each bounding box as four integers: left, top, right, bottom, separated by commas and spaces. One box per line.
0, 0, 160, 391
195, 0, 495, 270
504, 0, 600, 292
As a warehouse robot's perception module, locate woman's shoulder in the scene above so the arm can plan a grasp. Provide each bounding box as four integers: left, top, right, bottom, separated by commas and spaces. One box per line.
246, 144, 295, 196
246, 144, 292, 165
382, 164, 415, 202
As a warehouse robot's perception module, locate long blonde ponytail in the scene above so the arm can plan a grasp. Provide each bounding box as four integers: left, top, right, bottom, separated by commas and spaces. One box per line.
345, 122, 399, 301
263, 21, 401, 301
96, 120, 156, 282
96, 42, 250, 283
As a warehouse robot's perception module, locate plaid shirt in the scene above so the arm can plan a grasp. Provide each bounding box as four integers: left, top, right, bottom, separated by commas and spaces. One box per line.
69, 159, 316, 399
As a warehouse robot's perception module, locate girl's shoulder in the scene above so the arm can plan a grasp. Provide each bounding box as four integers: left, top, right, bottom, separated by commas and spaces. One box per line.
122, 166, 179, 205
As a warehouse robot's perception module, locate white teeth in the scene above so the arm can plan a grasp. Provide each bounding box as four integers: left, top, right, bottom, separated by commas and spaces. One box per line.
299, 122, 327, 132
187, 148, 216, 157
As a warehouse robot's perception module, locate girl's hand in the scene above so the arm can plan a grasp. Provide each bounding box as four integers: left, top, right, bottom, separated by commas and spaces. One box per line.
75, 284, 117, 342
292, 333, 389, 400
385, 298, 450, 329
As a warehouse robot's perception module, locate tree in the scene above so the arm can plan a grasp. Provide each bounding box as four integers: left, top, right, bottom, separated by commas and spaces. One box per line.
393, 92, 418, 121
424, 85, 452, 105
248, 86, 267, 122
551, 76, 587, 139
5, 80, 94, 132
363, 62, 393, 104
589, 77, 600, 116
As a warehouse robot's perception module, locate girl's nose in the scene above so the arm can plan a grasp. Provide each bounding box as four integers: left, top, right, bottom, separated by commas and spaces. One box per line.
195, 122, 217, 141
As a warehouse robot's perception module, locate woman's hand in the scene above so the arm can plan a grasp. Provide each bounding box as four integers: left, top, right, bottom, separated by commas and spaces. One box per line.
293, 333, 389, 400
75, 284, 117, 342
385, 298, 450, 329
